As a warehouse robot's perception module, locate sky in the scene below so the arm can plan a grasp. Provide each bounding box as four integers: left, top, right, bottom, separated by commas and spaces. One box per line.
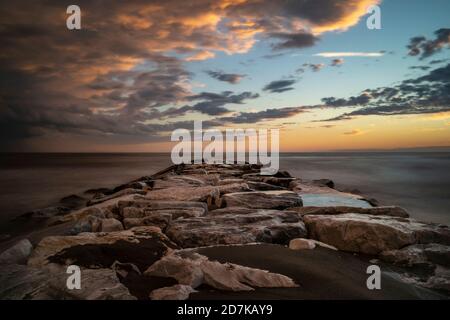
0, 0, 449, 152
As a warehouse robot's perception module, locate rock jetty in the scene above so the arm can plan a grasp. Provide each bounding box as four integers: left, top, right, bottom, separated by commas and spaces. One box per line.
0, 163, 448, 299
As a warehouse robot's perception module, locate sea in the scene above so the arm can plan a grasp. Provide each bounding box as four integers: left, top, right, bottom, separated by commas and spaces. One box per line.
0, 152, 449, 225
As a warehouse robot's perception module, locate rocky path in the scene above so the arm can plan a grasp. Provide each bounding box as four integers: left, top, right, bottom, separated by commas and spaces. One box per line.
0, 163, 448, 299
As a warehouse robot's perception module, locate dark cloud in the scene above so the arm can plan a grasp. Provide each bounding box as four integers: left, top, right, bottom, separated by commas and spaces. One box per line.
315, 63, 450, 121
218, 107, 306, 124
409, 66, 431, 71
331, 58, 344, 67
407, 28, 450, 59
321, 93, 372, 107
206, 71, 246, 84
303, 63, 325, 72
263, 79, 297, 93
271, 31, 319, 50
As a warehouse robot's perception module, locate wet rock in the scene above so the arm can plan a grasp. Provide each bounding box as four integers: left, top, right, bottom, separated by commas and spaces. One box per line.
100, 218, 124, 232
145, 251, 298, 291
0, 263, 136, 300
166, 210, 306, 248
20, 206, 71, 219
149, 284, 196, 300
221, 191, 303, 210
0, 239, 33, 265
304, 214, 450, 255
292, 206, 409, 218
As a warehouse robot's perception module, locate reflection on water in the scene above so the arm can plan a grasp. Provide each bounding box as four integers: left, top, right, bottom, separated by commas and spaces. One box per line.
0, 152, 449, 225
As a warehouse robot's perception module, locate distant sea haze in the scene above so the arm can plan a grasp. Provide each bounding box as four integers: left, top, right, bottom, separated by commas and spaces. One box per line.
0, 152, 449, 225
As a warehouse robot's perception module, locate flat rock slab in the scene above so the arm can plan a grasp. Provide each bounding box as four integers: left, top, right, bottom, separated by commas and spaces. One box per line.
221, 191, 303, 209
166, 210, 306, 248
190, 244, 445, 300
301, 194, 372, 208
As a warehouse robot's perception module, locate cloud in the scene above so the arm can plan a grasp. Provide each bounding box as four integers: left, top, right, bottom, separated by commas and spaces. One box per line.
315, 63, 450, 121
271, 31, 319, 50
315, 52, 384, 57
218, 106, 306, 124
263, 79, 297, 93
407, 28, 450, 59
331, 58, 344, 67
343, 129, 366, 136
303, 63, 325, 72
0, 0, 381, 150
206, 71, 246, 84
409, 66, 431, 71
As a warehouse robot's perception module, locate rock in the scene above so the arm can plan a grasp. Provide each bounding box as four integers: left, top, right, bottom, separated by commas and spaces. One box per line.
111, 261, 141, 279
0, 263, 136, 300
122, 207, 205, 220
100, 218, 124, 232
289, 238, 316, 250
301, 194, 372, 208
424, 266, 450, 292
304, 214, 450, 255
217, 183, 251, 194
145, 251, 298, 291
123, 213, 172, 230
20, 206, 71, 219
221, 191, 303, 210
149, 284, 196, 300
28, 226, 176, 271
69, 208, 105, 234
292, 206, 409, 218
381, 243, 450, 267
166, 210, 307, 248
118, 200, 208, 215
246, 181, 286, 191
0, 239, 33, 265
146, 186, 220, 209
88, 188, 147, 206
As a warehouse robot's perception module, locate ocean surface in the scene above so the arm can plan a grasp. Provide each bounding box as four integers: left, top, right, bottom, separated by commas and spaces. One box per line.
0, 152, 449, 225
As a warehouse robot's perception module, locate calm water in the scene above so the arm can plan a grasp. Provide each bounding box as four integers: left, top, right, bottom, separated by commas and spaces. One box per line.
0, 152, 449, 225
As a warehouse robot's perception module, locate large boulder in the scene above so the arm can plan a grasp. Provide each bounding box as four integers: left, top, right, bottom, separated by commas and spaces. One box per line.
145, 251, 298, 291
0, 263, 135, 300
166, 210, 307, 248
28, 226, 176, 272
304, 214, 450, 255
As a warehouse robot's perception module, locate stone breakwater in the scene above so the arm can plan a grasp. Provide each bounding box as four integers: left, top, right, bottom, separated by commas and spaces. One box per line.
0, 163, 449, 300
